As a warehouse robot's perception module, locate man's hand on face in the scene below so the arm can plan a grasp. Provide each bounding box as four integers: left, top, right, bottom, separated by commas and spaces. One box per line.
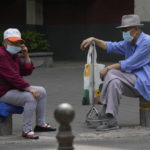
7, 40, 29, 56
21, 44, 29, 57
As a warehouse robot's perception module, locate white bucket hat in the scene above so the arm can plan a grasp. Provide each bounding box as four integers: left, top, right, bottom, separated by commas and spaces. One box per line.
116, 14, 144, 29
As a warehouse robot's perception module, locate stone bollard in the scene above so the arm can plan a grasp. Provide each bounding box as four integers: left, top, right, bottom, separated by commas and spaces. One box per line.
54, 103, 75, 150
139, 97, 150, 126
0, 116, 12, 135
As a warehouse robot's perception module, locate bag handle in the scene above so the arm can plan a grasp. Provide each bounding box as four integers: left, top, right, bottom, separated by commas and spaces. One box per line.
87, 41, 97, 64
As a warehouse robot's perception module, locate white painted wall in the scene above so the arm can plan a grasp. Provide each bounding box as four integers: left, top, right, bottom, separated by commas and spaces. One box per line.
134, 0, 150, 21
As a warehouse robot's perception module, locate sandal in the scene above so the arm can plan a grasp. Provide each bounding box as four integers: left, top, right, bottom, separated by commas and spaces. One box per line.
34, 123, 56, 132
22, 130, 39, 139
96, 118, 119, 131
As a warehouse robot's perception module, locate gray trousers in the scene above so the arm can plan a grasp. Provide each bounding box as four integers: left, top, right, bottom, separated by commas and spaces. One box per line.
0, 86, 46, 133
100, 69, 140, 118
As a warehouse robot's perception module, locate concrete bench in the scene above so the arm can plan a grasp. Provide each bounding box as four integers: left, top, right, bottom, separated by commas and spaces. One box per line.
0, 116, 12, 136
0, 103, 23, 136
139, 96, 150, 126
19, 52, 54, 67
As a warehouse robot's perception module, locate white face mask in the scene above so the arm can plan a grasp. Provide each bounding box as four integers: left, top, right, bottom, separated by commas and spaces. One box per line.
122, 31, 134, 42
6, 45, 21, 54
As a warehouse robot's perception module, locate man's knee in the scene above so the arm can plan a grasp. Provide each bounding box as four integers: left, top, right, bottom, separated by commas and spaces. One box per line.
24, 92, 36, 102
108, 69, 120, 76
33, 86, 47, 97
105, 69, 118, 80
39, 87, 46, 96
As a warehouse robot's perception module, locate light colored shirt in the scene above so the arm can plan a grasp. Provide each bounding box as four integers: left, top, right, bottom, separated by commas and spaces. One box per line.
106, 32, 150, 101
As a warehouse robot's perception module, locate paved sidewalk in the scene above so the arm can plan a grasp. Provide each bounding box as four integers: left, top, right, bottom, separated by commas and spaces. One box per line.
0, 61, 150, 150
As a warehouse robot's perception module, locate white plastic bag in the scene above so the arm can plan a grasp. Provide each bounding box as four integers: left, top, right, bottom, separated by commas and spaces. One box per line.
82, 43, 105, 105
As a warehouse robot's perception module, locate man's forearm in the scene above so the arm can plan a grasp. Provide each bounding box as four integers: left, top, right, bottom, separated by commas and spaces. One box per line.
107, 63, 121, 71
92, 37, 107, 50
24, 54, 31, 63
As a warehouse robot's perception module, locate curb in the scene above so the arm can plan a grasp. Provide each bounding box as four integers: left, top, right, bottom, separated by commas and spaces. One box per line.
78, 125, 150, 141
0, 126, 150, 145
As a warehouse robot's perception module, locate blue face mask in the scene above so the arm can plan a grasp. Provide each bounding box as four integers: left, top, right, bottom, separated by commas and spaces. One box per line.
6, 45, 22, 54
122, 31, 134, 42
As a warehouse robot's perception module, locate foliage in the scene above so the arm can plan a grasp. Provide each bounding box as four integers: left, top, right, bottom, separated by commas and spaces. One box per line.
0, 30, 51, 53
0, 30, 3, 45
22, 31, 51, 53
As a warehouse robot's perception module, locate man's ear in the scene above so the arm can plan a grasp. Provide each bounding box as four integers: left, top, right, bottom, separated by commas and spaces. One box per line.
136, 27, 141, 31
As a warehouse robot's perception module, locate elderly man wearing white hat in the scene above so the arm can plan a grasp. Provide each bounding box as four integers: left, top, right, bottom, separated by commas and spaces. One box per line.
0, 28, 56, 139
80, 14, 150, 131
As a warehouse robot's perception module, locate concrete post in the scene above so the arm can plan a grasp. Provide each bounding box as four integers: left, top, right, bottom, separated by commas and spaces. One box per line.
0, 116, 12, 136
35, 0, 43, 25
26, 0, 43, 25
54, 103, 75, 150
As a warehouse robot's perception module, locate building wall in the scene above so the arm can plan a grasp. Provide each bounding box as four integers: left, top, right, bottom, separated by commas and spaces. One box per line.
43, 0, 134, 24
0, 0, 26, 24
0, 0, 137, 61
45, 23, 124, 61
43, 0, 134, 61
134, 0, 150, 21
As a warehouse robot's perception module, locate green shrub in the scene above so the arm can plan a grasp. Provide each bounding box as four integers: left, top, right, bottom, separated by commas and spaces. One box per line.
22, 31, 51, 53
0, 30, 3, 44
0, 30, 51, 53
